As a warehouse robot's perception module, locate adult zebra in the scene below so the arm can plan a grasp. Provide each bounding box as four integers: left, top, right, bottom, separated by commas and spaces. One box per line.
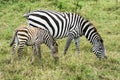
24, 10, 107, 60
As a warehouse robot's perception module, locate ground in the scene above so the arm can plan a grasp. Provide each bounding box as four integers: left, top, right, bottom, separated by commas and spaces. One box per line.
0, 0, 120, 80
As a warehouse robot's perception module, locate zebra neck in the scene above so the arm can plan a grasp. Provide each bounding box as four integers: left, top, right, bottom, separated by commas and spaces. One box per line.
81, 19, 99, 45
82, 24, 100, 46
85, 32, 102, 47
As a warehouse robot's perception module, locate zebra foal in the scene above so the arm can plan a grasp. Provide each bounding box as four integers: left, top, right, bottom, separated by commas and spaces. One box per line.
10, 25, 58, 63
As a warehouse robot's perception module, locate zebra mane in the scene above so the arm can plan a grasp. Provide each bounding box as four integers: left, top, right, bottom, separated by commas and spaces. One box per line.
91, 23, 103, 43
81, 17, 103, 43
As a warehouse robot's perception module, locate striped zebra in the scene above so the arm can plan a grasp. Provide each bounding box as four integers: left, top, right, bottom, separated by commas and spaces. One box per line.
24, 10, 107, 60
10, 25, 58, 63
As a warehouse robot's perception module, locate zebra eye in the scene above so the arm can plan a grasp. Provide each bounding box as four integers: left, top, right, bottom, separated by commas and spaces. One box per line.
100, 39, 103, 43
97, 39, 101, 43
97, 39, 103, 43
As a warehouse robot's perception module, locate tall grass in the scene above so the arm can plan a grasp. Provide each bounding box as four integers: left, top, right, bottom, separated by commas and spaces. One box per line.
0, 0, 120, 80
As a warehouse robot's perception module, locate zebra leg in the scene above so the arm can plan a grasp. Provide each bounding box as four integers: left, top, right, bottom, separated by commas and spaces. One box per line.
63, 34, 73, 55
35, 43, 41, 62
31, 45, 37, 63
74, 37, 80, 54
17, 43, 25, 61
17, 48, 23, 61
11, 44, 17, 63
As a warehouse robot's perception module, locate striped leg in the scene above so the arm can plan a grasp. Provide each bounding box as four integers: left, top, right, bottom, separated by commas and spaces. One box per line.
74, 37, 80, 54
32, 45, 37, 63
63, 34, 74, 55
11, 44, 17, 63
35, 43, 41, 62
18, 43, 25, 61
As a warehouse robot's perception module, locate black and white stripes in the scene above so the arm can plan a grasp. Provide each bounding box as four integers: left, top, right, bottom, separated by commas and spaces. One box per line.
10, 26, 58, 63
24, 10, 107, 59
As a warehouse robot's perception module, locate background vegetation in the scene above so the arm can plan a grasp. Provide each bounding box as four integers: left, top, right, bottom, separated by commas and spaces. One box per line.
0, 0, 120, 80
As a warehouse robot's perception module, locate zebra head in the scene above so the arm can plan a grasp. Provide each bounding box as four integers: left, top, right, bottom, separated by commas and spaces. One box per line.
92, 38, 107, 60
51, 39, 59, 61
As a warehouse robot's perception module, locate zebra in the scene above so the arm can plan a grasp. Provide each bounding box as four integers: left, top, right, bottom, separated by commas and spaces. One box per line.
24, 10, 107, 60
10, 25, 59, 63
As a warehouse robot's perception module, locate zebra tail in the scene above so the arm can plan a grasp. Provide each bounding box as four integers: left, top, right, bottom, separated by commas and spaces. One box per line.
23, 8, 31, 18
23, 13, 29, 18
10, 30, 18, 47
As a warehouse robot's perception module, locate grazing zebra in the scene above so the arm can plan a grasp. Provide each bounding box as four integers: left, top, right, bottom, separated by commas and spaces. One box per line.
10, 26, 58, 63
24, 10, 107, 60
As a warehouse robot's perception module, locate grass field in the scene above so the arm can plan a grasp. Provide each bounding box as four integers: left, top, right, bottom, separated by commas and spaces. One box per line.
0, 0, 120, 80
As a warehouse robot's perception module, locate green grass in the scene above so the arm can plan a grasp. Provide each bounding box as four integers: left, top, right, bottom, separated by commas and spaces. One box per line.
0, 0, 120, 80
